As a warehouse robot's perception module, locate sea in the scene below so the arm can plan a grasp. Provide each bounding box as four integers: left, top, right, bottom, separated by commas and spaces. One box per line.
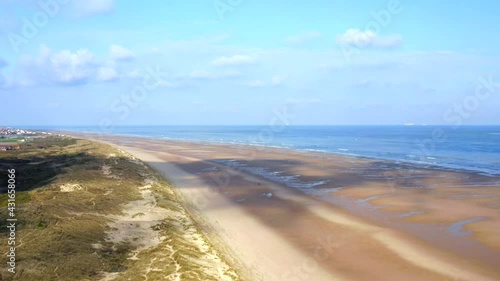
30, 125, 500, 177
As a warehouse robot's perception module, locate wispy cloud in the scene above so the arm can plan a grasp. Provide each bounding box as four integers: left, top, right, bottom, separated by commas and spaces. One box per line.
336, 29, 402, 48
109, 44, 135, 61
158, 81, 180, 88
126, 69, 142, 79
72, 0, 115, 18
245, 75, 285, 88
185, 69, 240, 80
212, 55, 256, 67
285, 98, 322, 104
353, 79, 373, 88
286, 31, 322, 44
97, 66, 119, 82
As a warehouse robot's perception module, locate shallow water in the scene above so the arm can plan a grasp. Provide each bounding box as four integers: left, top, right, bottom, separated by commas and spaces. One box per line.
448, 217, 486, 237
44, 125, 500, 176
399, 211, 425, 218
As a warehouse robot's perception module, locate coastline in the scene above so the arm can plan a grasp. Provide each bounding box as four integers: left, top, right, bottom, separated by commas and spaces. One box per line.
67, 132, 500, 281
53, 128, 500, 178
0, 136, 242, 281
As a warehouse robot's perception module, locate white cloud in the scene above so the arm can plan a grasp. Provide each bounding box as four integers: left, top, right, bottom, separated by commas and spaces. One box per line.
246, 75, 285, 88
286, 31, 322, 44
127, 69, 142, 79
212, 55, 256, 67
246, 80, 266, 87
150, 47, 161, 54
189, 70, 214, 79
109, 44, 135, 61
33, 45, 96, 85
0, 57, 7, 87
10, 45, 128, 87
186, 69, 240, 80
336, 29, 402, 48
73, 0, 115, 17
354, 80, 373, 88
271, 75, 285, 85
97, 66, 119, 82
158, 81, 179, 88
285, 98, 322, 104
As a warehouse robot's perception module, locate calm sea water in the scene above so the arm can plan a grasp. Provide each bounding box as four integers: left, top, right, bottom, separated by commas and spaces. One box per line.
39, 125, 500, 176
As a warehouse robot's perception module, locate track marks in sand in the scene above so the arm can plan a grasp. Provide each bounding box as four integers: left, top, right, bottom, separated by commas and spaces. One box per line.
288, 193, 499, 281
202, 156, 499, 281
95, 138, 500, 281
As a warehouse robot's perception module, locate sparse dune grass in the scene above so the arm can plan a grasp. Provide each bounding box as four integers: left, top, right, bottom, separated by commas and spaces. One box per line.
0, 137, 240, 281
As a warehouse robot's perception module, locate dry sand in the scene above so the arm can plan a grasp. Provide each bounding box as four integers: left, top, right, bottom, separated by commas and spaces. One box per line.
77, 134, 500, 281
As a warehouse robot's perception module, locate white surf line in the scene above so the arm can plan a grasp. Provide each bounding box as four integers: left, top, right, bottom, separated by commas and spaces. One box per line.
104, 139, 496, 281
243, 170, 497, 281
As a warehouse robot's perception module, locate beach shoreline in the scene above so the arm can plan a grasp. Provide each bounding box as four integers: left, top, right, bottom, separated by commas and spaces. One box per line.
68, 132, 500, 281
53, 128, 500, 178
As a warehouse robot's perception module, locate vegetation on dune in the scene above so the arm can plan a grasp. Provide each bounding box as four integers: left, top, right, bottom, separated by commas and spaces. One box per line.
0, 137, 240, 281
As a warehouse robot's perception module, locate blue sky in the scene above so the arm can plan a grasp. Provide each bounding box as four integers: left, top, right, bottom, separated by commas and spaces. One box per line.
1, 0, 499, 126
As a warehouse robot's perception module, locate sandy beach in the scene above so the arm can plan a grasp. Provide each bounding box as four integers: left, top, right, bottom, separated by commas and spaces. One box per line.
77, 133, 500, 281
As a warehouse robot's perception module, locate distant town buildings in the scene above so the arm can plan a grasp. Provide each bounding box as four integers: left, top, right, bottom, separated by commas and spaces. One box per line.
0, 127, 39, 136
0, 127, 55, 152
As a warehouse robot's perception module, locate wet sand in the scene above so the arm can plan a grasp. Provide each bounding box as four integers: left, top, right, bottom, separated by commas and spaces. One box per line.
76, 134, 500, 281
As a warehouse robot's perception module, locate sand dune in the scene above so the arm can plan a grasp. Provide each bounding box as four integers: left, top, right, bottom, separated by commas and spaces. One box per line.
81, 134, 500, 281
